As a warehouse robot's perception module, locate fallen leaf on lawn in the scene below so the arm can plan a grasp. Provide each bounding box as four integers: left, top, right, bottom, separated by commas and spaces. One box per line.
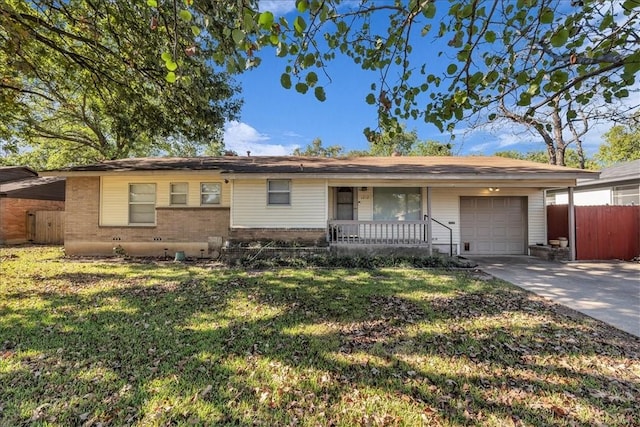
551, 405, 569, 417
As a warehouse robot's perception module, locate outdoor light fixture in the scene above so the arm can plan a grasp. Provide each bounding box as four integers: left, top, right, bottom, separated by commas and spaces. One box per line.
488, 187, 500, 192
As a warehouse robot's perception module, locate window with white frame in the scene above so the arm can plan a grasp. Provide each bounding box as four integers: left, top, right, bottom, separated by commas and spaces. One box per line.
200, 182, 221, 205
613, 184, 639, 205
373, 187, 421, 220
267, 180, 291, 205
129, 183, 156, 224
170, 182, 188, 205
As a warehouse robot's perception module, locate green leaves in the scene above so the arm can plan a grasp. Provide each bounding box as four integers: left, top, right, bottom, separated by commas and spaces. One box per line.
162, 52, 178, 73
540, 8, 554, 24
294, 16, 306, 34
295, 82, 308, 94
550, 28, 569, 47
305, 71, 318, 86
484, 31, 496, 43
314, 86, 326, 102
258, 11, 274, 29
1, 0, 242, 165
296, 0, 309, 13
126, 0, 640, 163
280, 73, 291, 89
178, 9, 192, 22
166, 61, 178, 71
232, 29, 244, 44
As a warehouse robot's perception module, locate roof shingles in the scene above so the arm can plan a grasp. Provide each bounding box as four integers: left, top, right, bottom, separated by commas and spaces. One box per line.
48, 156, 597, 178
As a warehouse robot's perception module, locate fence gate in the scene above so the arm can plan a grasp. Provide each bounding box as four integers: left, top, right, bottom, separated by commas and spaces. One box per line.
547, 205, 640, 260
575, 206, 639, 261
29, 211, 65, 244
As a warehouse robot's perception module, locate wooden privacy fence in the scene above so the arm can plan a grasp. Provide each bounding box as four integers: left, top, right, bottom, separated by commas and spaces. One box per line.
27, 211, 65, 244
547, 205, 640, 260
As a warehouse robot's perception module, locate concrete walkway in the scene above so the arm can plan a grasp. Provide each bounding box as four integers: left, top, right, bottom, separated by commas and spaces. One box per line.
468, 256, 640, 337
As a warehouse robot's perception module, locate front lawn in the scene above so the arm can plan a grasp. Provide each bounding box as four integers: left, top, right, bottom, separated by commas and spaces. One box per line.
0, 246, 638, 426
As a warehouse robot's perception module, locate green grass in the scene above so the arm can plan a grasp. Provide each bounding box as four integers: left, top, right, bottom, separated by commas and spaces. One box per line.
1, 246, 638, 426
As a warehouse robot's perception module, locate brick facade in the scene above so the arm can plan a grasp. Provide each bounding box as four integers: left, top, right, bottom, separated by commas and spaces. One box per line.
65, 177, 329, 257
65, 177, 231, 256
0, 198, 65, 244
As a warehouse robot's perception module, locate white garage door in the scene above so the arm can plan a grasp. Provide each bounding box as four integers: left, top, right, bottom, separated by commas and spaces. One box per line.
460, 197, 526, 255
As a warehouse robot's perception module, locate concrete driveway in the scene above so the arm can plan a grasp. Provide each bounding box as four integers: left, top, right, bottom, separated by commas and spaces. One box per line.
468, 256, 640, 337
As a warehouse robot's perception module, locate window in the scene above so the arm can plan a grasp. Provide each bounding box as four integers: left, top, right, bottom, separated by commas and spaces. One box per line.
200, 182, 221, 205
170, 182, 188, 205
129, 183, 156, 224
373, 187, 421, 220
613, 185, 639, 205
267, 180, 291, 205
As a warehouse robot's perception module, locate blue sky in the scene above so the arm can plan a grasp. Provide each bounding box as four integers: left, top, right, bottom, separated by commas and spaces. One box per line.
222, 1, 613, 157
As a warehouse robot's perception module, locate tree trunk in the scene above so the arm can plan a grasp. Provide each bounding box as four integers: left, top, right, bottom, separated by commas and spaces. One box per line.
551, 98, 566, 166
576, 139, 585, 169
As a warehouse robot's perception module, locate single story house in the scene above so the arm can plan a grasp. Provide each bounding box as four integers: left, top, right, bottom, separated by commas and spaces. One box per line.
0, 166, 66, 244
44, 156, 596, 258
546, 159, 639, 206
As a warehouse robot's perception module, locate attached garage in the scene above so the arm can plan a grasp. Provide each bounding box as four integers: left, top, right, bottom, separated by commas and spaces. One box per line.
460, 196, 527, 255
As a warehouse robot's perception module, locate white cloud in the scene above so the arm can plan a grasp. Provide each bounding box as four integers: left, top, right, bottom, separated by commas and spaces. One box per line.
283, 130, 303, 138
259, 0, 296, 15
223, 121, 300, 156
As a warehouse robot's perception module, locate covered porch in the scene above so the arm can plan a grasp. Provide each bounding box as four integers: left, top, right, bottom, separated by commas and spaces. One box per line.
326, 215, 454, 256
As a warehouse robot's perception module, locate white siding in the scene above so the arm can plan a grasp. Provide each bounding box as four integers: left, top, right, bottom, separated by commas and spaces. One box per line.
550, 188, 612, 206
574, 189, 611, 205
528, 191, 546, 245
430, 188, 460, 245
100, 174, 230, 226
232, 179, 327, 228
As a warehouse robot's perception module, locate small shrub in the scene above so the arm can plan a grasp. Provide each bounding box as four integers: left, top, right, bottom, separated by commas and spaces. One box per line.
231, 253, 467, 270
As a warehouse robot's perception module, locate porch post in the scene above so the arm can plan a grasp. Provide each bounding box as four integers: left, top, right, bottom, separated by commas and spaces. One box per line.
427, 186, 433, 256
568, 187, 576, 261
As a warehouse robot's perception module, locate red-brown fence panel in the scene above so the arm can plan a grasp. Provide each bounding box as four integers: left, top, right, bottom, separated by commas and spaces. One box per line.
575, 206, 640, 260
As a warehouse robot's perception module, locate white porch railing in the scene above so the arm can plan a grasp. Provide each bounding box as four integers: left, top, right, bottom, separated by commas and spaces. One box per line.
327, 220, 429, 246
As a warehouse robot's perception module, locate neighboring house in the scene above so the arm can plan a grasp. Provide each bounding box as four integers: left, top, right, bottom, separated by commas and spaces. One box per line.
0, 166, 66, 244
44, 156, 595, 258
547, 159, 640, 206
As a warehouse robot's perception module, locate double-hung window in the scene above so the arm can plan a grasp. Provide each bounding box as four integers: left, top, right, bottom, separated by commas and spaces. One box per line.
129, 183, 156, 224
267, 180, 291, 205
613, 185, 639, 205
201, 182, 221, 205
170, 183, 188, 205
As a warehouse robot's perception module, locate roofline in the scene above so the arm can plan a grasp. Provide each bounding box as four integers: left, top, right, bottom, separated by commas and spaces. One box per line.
41, 170, 594, 181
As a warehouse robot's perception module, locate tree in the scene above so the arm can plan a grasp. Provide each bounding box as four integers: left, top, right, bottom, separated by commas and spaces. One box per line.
292, 137, 344, 157
0, 0, 242, 169
495, 149, 598, 170
195, 0, 638, 166
368, 127, 420, 156
595, 122, 640, 166
408, 140, 453, 157
344, 127, 453, 157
